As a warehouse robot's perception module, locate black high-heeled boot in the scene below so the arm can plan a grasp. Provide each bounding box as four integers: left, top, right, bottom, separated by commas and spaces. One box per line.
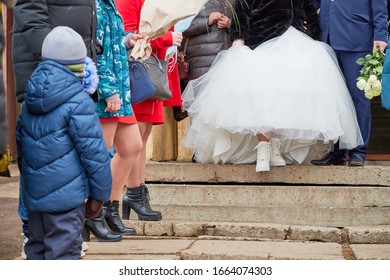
172, 106, 188, 122
82, 210, 122, 242
122, 184, 162, 221
103, 201, 136, 236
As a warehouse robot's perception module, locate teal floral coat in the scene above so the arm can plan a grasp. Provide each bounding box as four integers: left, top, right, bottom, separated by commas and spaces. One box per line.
95, 0, 133, 118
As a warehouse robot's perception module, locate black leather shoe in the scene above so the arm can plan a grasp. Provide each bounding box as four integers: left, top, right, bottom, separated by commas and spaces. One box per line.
349, 154, 365, 166
172, 106, 188, 122
311, 153, 347, 166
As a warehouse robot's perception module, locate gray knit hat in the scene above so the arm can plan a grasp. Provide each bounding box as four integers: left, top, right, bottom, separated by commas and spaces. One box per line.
42, 26, 87, 65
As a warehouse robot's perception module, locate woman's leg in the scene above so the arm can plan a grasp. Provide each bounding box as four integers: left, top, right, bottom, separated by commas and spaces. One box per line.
109, 122, 142, 200
137, 122, 152, 185
126, 121, 149, 187
123, 122, 161, 221
105, 122, 142, 235
87, 121, 142, 239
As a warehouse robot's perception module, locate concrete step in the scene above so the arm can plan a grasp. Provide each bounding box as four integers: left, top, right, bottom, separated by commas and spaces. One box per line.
121, 219, 390, 244
83, 236, 390, 260
141, 161, 390, 227
142, 183, 390, 227
145, 161, 390, 186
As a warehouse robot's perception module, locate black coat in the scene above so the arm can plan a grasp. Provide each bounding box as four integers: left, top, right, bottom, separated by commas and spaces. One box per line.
231, 0, 321, 49
12, 0, 97, 103
183, 0, 235, 80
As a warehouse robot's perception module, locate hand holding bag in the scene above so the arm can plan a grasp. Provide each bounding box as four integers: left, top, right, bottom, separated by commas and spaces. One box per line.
142, 53, 172, 101
128, 59, 156, 104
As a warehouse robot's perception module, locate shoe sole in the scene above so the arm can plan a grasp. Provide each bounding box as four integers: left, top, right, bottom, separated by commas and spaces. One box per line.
95, 236, 123, 242
256, 166, 270, 172
311, 161, 347, 166
138, 214, 162, 221
270, 162, 286, 167
348, 162, 364, 167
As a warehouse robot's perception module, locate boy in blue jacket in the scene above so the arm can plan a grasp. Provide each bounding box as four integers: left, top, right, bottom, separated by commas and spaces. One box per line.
18, 26, 112, 260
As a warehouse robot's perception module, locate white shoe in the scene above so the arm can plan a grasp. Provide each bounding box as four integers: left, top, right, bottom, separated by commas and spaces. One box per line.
270, 138, 286, 167
82, 241, 89, 251
255, 141, 270, 172
20, 233, 28, 260
80, 241, 89, 259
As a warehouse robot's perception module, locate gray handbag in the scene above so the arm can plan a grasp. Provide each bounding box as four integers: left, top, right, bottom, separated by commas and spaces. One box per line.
142, 53, 172, 101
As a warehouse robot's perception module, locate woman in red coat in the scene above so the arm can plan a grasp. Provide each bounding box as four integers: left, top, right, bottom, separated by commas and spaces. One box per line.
115, 0, 183, 221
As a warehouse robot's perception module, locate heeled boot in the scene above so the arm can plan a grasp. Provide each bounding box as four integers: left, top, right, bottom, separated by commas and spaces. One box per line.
82, 209, 122, 242
172, 106, 188, 122
122, 184, 162, 221
103, 201, 136, 236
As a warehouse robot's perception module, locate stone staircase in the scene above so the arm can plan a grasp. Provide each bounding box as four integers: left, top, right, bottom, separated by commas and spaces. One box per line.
117, 161, 390, 244
119, 161, 390, 244
140, 161, 390, 228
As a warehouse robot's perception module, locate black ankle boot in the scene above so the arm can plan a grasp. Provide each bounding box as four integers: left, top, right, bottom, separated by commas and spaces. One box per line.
122, 184, 162, 221
103, 201, 136, 236
83, 210, 122, 242
172, 106, 188, 122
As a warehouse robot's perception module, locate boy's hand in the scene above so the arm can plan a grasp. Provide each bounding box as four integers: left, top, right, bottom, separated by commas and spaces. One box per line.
86, 198, 103, 219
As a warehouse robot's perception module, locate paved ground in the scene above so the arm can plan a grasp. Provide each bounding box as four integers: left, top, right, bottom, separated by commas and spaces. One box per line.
0, 165, 22, 260
1, 164, 390, 261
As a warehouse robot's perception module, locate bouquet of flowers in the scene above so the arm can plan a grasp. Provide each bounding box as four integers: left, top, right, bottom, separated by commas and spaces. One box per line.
131, 0, 209, 60
356, 47, 385, 99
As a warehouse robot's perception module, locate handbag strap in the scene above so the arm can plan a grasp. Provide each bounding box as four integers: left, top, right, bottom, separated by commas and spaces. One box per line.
150, 52, 164, 71
183, 38, 189, 55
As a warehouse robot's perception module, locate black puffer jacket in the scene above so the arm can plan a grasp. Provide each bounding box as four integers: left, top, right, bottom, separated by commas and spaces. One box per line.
12, 0, 97, 103
231, 0, 321, 49
183, 0, 235, 80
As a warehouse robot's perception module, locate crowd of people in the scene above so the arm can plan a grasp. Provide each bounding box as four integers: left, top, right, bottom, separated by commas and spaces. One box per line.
1, 0, 388, 259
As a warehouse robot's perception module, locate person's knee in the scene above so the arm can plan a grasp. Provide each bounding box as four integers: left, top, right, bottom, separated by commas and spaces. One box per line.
133, 137, 143, 154
116, 139, 142, 158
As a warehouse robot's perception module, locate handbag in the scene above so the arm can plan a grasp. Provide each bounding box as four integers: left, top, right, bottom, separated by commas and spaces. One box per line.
142, 53, 172, 101
177, 38, 189, 83
128, 59, 156, 104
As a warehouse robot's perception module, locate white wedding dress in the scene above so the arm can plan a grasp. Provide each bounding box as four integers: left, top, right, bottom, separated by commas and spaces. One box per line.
182, 27, 363, 164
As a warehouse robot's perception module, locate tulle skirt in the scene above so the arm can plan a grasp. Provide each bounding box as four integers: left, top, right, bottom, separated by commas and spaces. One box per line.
182, 27, 363, 164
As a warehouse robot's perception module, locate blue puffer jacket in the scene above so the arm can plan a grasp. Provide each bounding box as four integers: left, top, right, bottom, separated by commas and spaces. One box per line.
19, 60, 112, 212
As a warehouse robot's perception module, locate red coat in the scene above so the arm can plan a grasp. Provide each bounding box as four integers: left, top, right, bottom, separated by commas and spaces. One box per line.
115, 0, 182, 124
